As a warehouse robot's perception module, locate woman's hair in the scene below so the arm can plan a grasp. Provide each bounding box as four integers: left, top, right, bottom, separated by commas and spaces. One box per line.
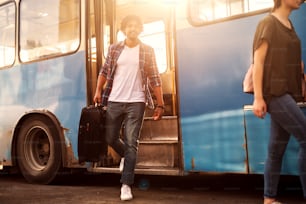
272, 0, 304, 11
272, 0, 282, 11
120, 15, 143, 32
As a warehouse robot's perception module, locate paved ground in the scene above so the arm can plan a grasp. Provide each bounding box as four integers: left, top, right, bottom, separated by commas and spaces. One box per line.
0, 170, 305, 204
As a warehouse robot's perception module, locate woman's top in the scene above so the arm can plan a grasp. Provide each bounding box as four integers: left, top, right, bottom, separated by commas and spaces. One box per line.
253, 14, 303, 104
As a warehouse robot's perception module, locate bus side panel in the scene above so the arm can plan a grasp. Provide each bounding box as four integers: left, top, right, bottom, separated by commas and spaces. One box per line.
244, 107, 306, 175
292, 4, 306, 66
176, 14, 265, 173
45, 52, 87, 162
0, 68, 25, 165
180, 110, 246, 173
0, 52, 87, 165
175, 4, 306, 174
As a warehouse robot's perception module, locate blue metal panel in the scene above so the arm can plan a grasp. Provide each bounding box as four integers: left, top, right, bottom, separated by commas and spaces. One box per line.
181, 109, 246, 172
176, 14, 261, 118
291, 4, 306, 65
0, 52, 87, 161
245, 107, 306, 175
176, 14, 266, 173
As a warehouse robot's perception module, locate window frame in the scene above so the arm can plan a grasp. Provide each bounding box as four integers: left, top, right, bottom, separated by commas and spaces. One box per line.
0, 1, 16, 69
187, 0, 273, 27
18, 0, 81, 63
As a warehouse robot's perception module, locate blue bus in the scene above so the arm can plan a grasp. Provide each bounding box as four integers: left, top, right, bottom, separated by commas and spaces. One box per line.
0, 0, 305, 184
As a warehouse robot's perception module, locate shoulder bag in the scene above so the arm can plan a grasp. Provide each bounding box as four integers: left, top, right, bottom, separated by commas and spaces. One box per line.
243, 64, 254, 94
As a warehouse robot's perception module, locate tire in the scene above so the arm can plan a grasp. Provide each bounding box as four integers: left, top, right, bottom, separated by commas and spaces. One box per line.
16, 116, 62, 184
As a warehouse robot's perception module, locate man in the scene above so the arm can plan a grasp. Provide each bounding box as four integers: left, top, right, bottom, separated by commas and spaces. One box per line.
93, 15, 164, 201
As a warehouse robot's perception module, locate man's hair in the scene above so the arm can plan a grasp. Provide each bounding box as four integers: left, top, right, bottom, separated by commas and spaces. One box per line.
120, 15, 143, 32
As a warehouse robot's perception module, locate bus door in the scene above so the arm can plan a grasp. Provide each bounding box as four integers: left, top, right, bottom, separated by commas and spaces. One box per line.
86, 0, 181, 175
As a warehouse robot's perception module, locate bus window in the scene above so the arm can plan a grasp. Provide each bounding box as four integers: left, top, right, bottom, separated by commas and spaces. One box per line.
103, 25, 111, 59
117, 20, 167, 73
19, 0, 80, 62
0, 2, 15, 68
188, 0, 273, 25
248, 0, 275, 12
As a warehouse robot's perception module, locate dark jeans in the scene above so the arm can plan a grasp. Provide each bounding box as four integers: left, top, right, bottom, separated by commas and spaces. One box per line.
105, 102, 145, 185
265, 94, 306, 199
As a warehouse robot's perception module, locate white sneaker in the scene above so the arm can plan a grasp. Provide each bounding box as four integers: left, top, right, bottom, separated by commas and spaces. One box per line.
120, 184, 133, 201
119, 158, 124, 172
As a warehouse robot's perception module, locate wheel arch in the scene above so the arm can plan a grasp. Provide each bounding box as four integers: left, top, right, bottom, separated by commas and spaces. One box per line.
11, 110, 68, 168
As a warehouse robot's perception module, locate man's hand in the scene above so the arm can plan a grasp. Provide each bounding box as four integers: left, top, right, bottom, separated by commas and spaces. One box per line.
93, 91, 102, 104
152, 106, 164, 120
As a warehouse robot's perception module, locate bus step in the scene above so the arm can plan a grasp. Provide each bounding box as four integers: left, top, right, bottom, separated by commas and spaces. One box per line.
140, 116, 178, 141
88, 166, 180, 176
137, 140, 178, 168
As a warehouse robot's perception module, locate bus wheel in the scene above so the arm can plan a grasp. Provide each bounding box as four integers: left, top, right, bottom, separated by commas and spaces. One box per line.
16, 116, 62, 184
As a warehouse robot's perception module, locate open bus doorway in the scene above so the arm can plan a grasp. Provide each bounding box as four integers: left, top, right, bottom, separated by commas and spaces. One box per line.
87, 0, 181, 175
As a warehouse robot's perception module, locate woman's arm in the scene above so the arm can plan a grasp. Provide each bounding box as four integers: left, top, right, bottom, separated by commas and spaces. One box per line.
253, 40, 268, 118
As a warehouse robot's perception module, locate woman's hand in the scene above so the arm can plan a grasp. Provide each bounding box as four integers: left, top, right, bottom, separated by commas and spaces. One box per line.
253, 98, 267, 119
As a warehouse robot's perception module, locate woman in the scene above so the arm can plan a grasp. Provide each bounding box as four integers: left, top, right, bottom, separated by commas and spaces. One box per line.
252, 0, 306, 203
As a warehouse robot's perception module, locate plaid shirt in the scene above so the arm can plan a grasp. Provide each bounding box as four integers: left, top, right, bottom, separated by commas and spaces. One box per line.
99, 41, 162, 109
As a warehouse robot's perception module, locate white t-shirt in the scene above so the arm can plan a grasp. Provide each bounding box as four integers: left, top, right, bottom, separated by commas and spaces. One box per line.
108, 45, 145, 103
